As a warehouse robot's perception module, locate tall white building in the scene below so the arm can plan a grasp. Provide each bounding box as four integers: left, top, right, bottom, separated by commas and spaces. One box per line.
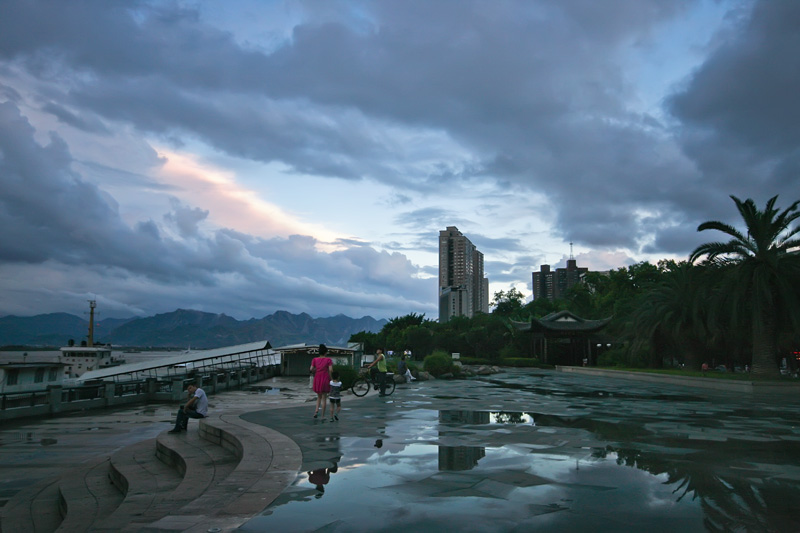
438, 226, 489, 322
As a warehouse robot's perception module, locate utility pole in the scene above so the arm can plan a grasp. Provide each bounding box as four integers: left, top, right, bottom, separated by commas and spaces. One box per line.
88, 300, 96, 347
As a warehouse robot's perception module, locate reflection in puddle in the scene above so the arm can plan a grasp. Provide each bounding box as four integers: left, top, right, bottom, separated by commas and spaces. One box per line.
246, 433, 705, 533
440, 410, 535, 425
439, 445, 485, 471
241, 374, 800, 532
245, 409, 710, 532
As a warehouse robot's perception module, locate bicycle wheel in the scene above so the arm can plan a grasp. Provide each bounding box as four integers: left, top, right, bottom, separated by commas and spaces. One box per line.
352, 377, 370, 397
384, 376, 396, 396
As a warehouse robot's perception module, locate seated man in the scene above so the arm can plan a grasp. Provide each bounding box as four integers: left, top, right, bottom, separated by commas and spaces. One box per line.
168, 384, 208, 433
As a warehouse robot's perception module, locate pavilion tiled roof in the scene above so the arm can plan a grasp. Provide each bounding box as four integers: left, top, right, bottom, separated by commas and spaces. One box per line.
511, 310, 612, 334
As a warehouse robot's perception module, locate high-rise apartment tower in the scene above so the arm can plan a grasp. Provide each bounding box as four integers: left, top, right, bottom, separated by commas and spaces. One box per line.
438, 226, 489, 322
531, 245, 588, 301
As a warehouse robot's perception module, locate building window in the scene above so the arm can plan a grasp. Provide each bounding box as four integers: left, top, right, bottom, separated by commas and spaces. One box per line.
35, 368, 45, 383
7, 369, 19, 385
48, 368, 58, 381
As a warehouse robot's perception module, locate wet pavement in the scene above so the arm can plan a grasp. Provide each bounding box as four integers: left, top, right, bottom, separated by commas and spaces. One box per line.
241, 369, 800, 533
2, 369, 800, 532
0, 376, 314, 508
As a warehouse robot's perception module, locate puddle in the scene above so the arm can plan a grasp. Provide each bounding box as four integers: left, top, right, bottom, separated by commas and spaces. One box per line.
243, 427, 704, 532
239, 372, 800, 532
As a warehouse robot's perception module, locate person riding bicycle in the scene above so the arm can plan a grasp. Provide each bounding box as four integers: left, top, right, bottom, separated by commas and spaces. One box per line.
365, 348, 388, 397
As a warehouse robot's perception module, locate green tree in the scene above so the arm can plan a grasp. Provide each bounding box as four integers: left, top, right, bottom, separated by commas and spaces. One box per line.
491, 288, 525, 316
629, 261, 710, 369
348, 330, 380, 353
690, 195, 800, 378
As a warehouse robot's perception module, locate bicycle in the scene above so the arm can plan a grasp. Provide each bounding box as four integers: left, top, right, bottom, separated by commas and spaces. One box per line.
351, 369, 396, 397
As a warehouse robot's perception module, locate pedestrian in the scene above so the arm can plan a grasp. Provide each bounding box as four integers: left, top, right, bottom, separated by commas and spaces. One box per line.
397, 354, 407, 380
168, 384, 208, 433
310, 344, 333, 418
329, 371, 342, 421
365, 348, 388, 396
398, 354, 415, 383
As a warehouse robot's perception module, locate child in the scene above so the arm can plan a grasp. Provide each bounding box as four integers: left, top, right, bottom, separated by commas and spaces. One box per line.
329, 371, 342, 421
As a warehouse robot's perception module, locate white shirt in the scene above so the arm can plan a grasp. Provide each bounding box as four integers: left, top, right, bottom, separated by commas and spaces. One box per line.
193, 388, 209, 416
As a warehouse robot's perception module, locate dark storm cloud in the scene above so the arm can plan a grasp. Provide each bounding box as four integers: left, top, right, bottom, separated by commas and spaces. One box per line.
667, 0, 800, 221
3, 0, 797, 320
41, 102, 110, 134
468, 234, 527, 254
0, 0, 709, 253
0, 100, 432, 318
396, 208, 468, 232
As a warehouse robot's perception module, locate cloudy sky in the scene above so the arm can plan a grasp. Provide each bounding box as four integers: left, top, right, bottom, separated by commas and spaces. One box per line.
1, 0, 798, 321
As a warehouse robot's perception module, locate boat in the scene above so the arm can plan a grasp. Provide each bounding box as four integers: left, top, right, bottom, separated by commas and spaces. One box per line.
59, 300, 125, 378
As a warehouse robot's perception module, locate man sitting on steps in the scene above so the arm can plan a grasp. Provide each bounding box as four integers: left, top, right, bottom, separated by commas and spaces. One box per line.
168, 384, 208, 433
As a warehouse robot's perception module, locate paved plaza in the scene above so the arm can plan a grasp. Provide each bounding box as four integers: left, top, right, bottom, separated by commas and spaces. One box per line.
2, 369, 800, 532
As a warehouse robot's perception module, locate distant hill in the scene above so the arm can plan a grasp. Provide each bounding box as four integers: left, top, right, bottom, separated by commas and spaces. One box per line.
0, 309, 387, 349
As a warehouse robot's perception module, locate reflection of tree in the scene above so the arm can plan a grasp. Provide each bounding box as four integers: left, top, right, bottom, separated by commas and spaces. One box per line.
600, 445, 800, 532
533, 414, 649, 441
493, 411, 526, 424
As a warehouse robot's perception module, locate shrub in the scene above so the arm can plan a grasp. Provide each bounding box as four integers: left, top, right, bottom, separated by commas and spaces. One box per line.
423, 350, 456, 377
597, 347, 635, 368
498, 343, 521, 359
333, 364, 359, 390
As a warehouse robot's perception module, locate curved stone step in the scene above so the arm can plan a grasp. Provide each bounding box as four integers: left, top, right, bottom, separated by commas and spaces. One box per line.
55, 456, 124, 532
103, 430, 236, 532
142, 412, 302, 532
2, 411, 303, 533
0, 476, 63, 533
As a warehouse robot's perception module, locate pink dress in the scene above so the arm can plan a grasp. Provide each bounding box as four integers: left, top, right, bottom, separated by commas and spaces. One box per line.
311, 357, 333, 393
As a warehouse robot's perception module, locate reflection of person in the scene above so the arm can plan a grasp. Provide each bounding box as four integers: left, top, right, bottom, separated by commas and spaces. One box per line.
168, 384, 208, 433
310, 344, 333, 418
329, 371, 342, 421
365, 348, 387, 396
308, 463, 338, 497
308, 468, 330, 495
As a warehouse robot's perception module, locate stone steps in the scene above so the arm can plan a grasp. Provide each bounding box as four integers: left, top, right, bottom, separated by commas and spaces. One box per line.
56, 455, 124, 532
0, 412, 302, 533
0, 476, 62, 532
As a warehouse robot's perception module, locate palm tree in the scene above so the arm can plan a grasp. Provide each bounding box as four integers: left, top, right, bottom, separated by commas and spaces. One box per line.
690, 195, 800, 378
629, 262, 711, 369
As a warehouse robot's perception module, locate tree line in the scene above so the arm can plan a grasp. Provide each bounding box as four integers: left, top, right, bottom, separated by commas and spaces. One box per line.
350, 195, 800, 378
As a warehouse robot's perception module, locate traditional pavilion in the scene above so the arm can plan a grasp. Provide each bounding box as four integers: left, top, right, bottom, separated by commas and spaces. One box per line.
512, 310, 613, 366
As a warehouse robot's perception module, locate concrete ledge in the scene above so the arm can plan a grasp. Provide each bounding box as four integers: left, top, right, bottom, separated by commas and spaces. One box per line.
557, 366, 800, 393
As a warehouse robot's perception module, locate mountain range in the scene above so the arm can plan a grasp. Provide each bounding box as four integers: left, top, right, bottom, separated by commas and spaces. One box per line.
0, 309, 388, 349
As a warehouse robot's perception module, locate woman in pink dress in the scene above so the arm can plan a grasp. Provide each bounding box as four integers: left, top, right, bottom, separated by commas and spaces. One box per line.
310, 344, 333, 418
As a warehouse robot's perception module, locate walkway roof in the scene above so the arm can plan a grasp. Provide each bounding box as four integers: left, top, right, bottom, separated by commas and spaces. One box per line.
78, 340, 272, 382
